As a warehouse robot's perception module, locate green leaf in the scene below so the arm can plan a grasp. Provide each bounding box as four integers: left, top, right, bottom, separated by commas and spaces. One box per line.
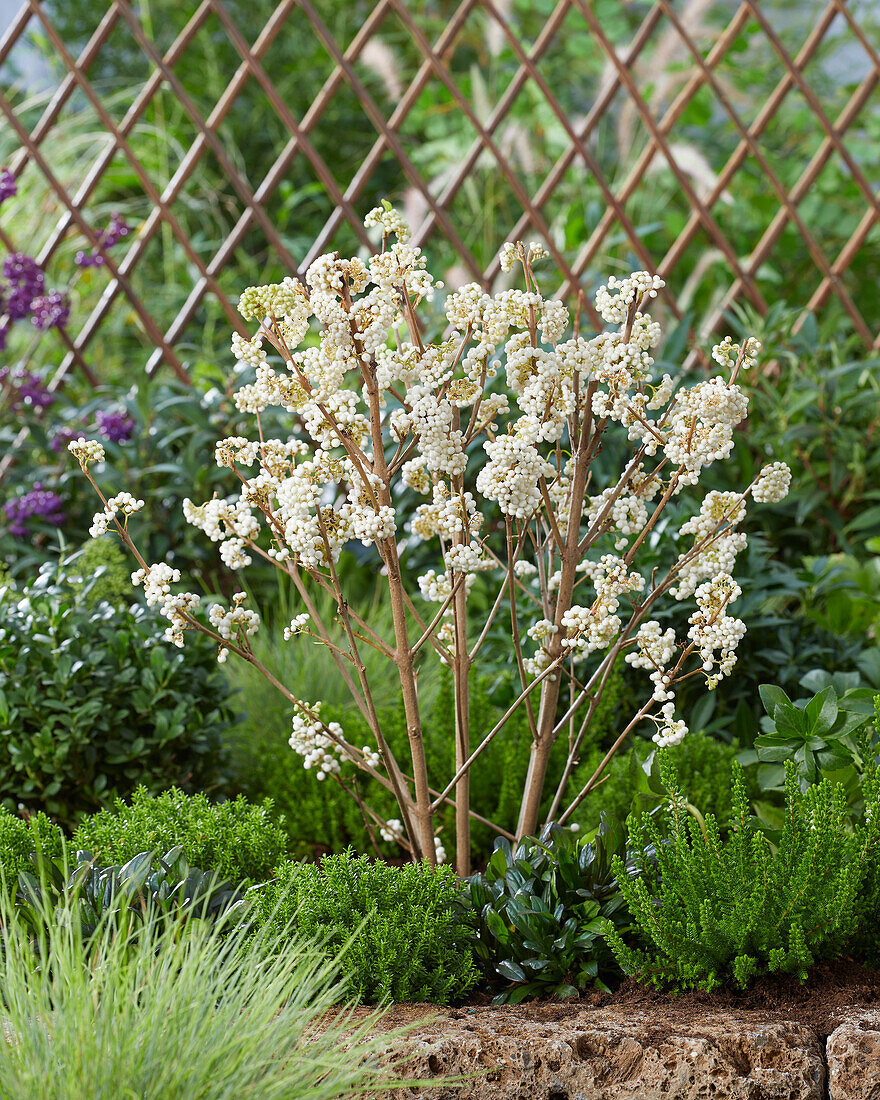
496, 959, 526, 983
485, 908, 509, 943
759, 684, 791, 717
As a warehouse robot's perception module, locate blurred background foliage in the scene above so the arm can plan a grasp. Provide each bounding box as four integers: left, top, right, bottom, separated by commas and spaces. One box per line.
3, 0, 880, 370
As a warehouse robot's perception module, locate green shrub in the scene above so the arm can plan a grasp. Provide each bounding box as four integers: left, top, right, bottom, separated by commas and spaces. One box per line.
572, 730, 747, 831
66, 539, 133, 608
254, 851, 478, 1005
73, 787, 287, 885
463, 820, 631, 1003
606, 755, 880, 991
0, 890, 403, 1099
0, 807, 63, 891
0, 566, 234, 825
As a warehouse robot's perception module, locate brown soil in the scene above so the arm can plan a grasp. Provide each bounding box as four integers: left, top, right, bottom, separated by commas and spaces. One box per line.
352, 958, 880, 1040
590, 957, 880, 1038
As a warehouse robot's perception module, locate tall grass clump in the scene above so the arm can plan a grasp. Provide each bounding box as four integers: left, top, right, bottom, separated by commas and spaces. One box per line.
0, 893, 408, 1100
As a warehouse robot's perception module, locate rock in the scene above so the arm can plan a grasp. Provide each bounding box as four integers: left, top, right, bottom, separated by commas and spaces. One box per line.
370, 1004, 825, 1099
827, 1010, 880, 1100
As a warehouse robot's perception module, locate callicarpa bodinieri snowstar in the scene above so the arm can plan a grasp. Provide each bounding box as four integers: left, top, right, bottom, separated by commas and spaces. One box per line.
70, 204, 791, 876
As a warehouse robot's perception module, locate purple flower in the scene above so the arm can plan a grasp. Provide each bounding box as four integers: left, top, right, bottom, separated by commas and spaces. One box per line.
30, 290, 70, 330
0, 367, 55, 412
4, 483, 65, 538
95, 409, 134, 443
50, 425, 80, 453
75, 213, 131, 268
16, 371, 54, 411
2, 253, 44, 320
0, 168, 16, 205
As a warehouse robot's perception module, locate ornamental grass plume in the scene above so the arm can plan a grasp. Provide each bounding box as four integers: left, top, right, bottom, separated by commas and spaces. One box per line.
71, 205, 791, 875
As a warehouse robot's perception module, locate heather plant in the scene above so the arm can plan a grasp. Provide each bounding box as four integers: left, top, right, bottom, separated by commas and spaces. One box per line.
71, 206, 791, 875
573, 729, 749, 832
253, 851, 478, 1005
73, 787, 288, 885
605, 755, 880, 991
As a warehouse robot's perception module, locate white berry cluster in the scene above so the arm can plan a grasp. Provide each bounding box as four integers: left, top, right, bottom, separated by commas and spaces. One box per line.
559, 556, 644, 658
751, 461, 792, 504
652, 703, 689, 749
594, 273, 664, 325
68, 437, 105, 467
379, 818, 404, 843
131, 563, 180, 606
662, 377, 749, 483
379, 820, 446, 863
476, 433, 556, 518
130, 563, 201, 647
417, 568, 475, 603
586, 486, 649, 550
207, 593, 260, 662
89, 492, 144, 536
160, 591, 200, 648
625, 620, 678, 703
283, 613, 311, 640
712, 335, 761, 371
364, 203, 411, 243
378, 819, 446, 863
671, 491, 748, 601
288, 701, 344, 780
687, 573, 746, 689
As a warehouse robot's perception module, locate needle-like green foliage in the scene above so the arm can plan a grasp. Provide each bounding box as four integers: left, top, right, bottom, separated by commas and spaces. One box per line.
254, 851, 478, 1005
605, 753, 880, 991
72, 786, 287, 885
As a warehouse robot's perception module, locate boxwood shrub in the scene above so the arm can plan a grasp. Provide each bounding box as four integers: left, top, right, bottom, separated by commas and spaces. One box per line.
0, 805, 63, 892
0, 565, 235, 825
73, 787, 287, 884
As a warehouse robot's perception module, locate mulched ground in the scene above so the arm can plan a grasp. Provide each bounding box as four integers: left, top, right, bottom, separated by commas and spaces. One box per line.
361, 958, 880, 1039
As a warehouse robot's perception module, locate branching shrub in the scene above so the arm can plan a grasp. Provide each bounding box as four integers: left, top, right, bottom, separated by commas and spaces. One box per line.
0, 566, 234, 824
254, 851, 478, 1005
606, 755, 880, 990
70, 208, 793, 875
72, 787, 287, 884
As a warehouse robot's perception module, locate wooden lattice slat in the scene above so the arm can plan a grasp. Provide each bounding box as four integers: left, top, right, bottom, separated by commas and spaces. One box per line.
0, 0, 878, 392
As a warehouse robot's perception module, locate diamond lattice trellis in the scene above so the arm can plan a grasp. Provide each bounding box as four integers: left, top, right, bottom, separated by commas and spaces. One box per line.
1, 0, 879, 396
